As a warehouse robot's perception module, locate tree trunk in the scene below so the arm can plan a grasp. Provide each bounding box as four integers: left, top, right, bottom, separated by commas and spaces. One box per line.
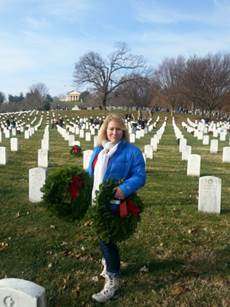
102, 94, 107, 110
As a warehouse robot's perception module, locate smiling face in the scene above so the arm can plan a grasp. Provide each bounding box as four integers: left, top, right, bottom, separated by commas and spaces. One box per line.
106, 120, 124, 144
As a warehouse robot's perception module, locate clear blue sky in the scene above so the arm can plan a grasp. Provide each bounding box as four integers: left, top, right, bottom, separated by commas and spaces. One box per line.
0, 0, 229, 97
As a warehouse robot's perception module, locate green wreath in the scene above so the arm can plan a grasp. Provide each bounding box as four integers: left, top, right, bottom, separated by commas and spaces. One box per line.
70, 145, 82, 158
91, 180, 144, 243
42, 165, 92, 221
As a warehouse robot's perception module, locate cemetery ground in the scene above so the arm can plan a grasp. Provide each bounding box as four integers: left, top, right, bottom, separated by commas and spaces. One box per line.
0, 111, 229, 306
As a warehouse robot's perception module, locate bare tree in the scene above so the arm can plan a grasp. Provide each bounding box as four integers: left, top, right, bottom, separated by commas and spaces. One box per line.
154, 56, 187, 111
0, 91, 5, 104
24, 83, 49, 110
183, 54, 230, 114
114, 74, 155, 107
29, 83, 49, 100
73, 42, 145, 109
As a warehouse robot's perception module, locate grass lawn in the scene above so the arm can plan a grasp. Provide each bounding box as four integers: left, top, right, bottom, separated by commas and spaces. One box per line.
0, 111, 229, 306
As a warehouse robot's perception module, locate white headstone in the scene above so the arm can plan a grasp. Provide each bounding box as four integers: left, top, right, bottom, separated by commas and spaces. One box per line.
85, 132, 91, 141
29, 167, 47, 202
0, 278, 46, 307
10, 138, 18, 152
130, 133, 135, 143
202, 135, 209, 145
141, 129, 145, 137
63, 131, 69, 141
198, 176, 221, 214
12, 128, 16, 136
144, 145, 153, 159
179, 138, 187, 153
90, 128, 95, 136
79, 130, 85, 138
182, 145, 191, 161
68, 135, 75, 146
222, 146, 230, 163
135, 130, 141, 139
83, 150, 93, 170
5, 130, 10, 139
75, 127, 80, 135
38, 149, 48, 168
30, 127, 35, 136
187, 154, 201, 176
0, 147, 7, 165
197, 131, 203, 140
41, 138, 49, 151
69, 126, 75, 134
150, 137, 158, 151
24, 130, 30, 139
213, 130, 218, 138
210, 139, 218, 154
220, 132, 226, 141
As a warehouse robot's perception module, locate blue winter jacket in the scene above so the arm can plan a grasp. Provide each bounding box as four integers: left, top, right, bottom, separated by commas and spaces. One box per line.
87, 140, 146, 197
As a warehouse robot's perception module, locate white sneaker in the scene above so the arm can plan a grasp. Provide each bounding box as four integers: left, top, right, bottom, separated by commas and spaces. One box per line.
100, 258, 107, 278
92, 275, 119, 303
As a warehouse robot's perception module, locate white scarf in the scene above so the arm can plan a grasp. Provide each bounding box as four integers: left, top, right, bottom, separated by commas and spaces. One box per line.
91, 142, 119, 204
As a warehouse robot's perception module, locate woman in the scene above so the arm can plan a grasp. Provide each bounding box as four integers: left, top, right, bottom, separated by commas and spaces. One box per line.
87, 113, 146, 303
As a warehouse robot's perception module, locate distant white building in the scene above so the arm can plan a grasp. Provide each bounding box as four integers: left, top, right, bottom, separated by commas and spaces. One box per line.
60, 90, 81, 102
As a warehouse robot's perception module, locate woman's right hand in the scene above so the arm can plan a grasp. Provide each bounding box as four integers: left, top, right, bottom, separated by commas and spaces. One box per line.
114, 187, 125, 200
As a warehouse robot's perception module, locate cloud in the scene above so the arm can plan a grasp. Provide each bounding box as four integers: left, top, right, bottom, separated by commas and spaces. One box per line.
38, 0, 94, 22
130, 29, 230, 67
132, 0, 207, 25
132, 0, 230, 27
23, 16, 50, 30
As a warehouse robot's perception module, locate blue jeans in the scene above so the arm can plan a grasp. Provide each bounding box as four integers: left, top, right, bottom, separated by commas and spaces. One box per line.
99, 240, 120, 277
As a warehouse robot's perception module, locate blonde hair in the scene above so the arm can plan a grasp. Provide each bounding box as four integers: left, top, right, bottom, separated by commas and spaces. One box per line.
97, 113, 130, 146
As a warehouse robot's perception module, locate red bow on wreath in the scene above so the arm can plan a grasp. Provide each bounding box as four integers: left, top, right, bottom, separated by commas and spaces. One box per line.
69, 175, 84, 201
119, 199, 140, 218
72, 145, 81, 154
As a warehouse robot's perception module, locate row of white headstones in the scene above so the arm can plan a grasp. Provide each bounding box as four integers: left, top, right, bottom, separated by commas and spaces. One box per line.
29, 115, 163, 203
0, 113, 44, 164
172, 117, 229, 215
0, 109, 92, 165
182, 118, 230, 159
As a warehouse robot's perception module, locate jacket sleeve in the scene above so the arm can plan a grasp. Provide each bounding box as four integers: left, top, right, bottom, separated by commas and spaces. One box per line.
118, 147, 146, 197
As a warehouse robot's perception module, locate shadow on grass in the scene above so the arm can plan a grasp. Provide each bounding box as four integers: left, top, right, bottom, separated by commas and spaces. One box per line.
122, 258, 184, 278
47, 163, 60, 168
221, 208, 230, 214
121, 243, 230, 294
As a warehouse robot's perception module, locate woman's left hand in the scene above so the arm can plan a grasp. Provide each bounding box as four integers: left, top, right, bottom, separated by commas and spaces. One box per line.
114, 187, 125, 200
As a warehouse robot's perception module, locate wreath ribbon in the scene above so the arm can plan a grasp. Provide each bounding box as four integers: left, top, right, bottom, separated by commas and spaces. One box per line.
69, 175, 84, 201
71, 145, 82, 155
119, 199, 140, 218
72, 145, 79, 153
